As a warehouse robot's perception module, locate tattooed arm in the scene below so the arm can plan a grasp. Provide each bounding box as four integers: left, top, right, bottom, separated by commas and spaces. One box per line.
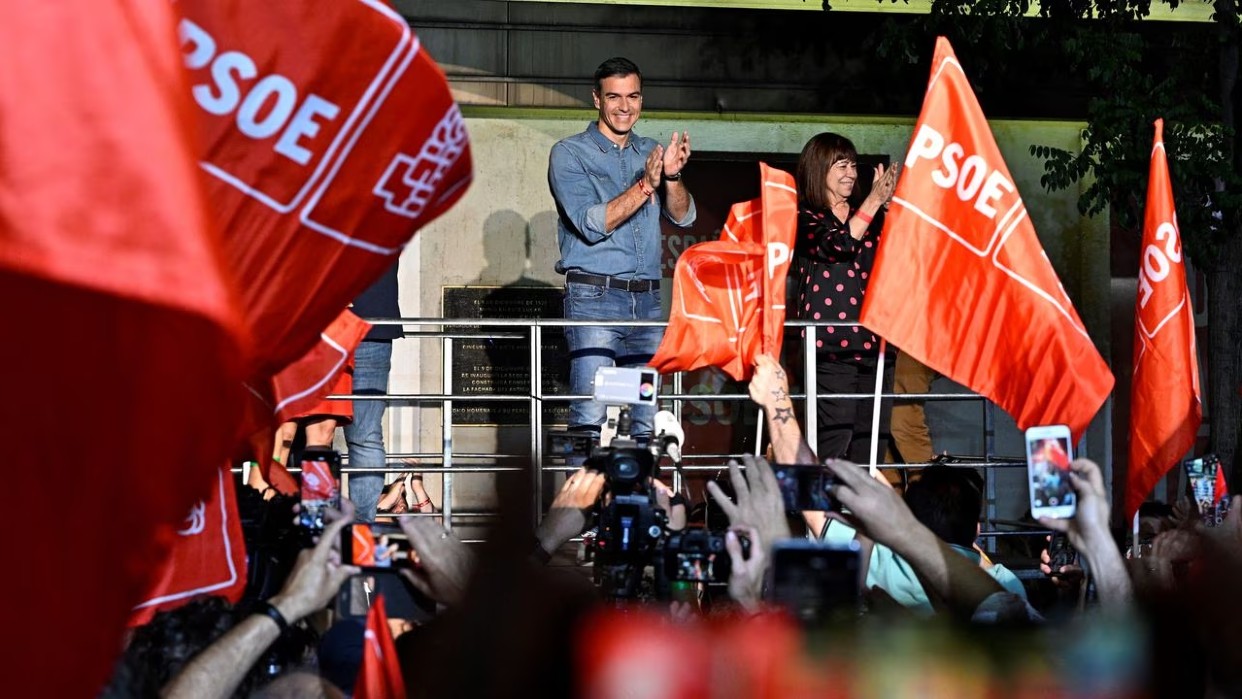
749, 354, 817, 465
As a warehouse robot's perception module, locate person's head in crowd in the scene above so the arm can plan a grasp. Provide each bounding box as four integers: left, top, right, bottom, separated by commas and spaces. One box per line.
1137, 500, 1176, 539
903, 466, 984, 548
100, 597, 314, 698
317, 618, 365, 695
796, 132, 860, 209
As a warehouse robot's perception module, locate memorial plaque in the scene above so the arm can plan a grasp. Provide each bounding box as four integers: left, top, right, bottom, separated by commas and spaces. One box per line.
443, 285, 569, 426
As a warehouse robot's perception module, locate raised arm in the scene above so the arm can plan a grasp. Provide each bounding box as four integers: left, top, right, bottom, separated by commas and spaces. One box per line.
1039, 458, 1133, 612
749, 353, 816, 465
823, 458, 1004, 618
660, 131, 694, 225
163, 504, 359, 699
548, 142, 663, 242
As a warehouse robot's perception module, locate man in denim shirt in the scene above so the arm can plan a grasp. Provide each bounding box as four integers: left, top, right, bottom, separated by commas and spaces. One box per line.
548, 57, 696, 436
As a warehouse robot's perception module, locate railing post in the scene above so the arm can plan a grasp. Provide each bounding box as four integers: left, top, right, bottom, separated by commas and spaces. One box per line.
984, 400, 996, 553
670, 369, 684, 494
804, 324, 818, 452
531, 321, 544, 527
441, 336, 454, 531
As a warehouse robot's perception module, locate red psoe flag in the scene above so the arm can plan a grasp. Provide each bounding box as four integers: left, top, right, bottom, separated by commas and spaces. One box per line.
355, 595, 408, 699
0, 1, 246, 695
129, 466, 248, 627
1125, 119, 1202, 520
179, 0, 473, 378
649, 164, 797, 381
860, 37, 1114, 441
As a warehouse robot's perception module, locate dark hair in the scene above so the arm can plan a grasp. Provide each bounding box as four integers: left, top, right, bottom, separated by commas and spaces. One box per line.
795, 132, 859, 210
903, 466, 983, 548
594, 57, 642, 93
101, 597, 304, 698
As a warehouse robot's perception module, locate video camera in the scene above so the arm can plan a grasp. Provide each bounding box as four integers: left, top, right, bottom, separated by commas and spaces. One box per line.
548, 367, 734, 599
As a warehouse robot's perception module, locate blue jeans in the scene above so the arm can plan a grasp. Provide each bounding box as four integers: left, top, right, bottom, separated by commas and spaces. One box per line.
563, 281, 663, 436
344, 340, 392, 523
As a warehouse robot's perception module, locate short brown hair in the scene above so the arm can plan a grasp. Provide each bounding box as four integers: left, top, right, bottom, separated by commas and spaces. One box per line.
795, 132, 858, 209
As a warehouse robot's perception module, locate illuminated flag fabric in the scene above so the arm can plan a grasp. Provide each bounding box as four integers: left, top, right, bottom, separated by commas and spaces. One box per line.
649, 164, 797, 381
180, 0, 473, 377
860, 37, 1114, 441
1125, 119, 1201, 520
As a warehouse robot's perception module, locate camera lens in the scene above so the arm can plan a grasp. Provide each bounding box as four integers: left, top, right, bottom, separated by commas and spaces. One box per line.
609, 454, 641, 482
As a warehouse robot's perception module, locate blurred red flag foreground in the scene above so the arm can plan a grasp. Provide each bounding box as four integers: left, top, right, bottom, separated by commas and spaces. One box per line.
0, 0, 470, 694
649, 163, 797, 381
860, 37, 1113, 442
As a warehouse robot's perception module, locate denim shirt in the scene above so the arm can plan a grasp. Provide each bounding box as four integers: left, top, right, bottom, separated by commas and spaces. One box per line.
548, 122, 696, 280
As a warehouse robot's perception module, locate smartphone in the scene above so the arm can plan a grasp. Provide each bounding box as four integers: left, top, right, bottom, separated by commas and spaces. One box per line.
336, 570, 435, 623
593, 366, 658, 406
661, 529, 742, 583
1026, 425, 1075, 519
341, 523, 412, 570
297, 447, 342, 531
766, 540, 861, 626
772, 464, 839, 513
1184, 455, 1223, 520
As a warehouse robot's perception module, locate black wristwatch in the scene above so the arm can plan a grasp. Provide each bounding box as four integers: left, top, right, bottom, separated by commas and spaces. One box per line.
664, 171, 683, 181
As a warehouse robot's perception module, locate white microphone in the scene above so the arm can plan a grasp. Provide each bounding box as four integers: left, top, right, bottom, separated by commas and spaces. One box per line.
653, 410, 685, 464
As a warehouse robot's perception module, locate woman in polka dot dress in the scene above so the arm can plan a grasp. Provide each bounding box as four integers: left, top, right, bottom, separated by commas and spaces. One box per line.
791, 132, 899, 463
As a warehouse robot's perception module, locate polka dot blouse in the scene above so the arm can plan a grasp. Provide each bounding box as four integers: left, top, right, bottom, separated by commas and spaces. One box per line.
791, 204, 883, 362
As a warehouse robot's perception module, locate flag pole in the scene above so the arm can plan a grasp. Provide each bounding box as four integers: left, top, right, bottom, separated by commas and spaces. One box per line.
1131, 510, 1141, 559
755, 409, 765, 457
868, 339, 888, 477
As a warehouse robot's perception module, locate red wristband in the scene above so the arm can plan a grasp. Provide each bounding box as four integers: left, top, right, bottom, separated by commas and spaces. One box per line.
637, 179, 654, 197
854, 209, 874, 225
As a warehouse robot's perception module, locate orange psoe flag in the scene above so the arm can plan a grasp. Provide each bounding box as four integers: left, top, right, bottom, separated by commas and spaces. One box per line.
1125, 119, 1202, 520
860, 37, 1114, 441
649, 163, 797, 381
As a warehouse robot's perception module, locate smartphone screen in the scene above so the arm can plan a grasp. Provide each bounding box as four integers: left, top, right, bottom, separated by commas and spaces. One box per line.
1026, 425, 1075, 519
1184, 455, 1225, 524
298, 448, 341, 531
766, 540, 861, 626
341, 523, 412, 570
663, 530, 730, 583
773, 464, 839, 513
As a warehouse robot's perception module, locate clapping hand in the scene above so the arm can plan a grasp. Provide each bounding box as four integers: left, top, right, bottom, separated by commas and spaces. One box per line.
662, 131, 691, 179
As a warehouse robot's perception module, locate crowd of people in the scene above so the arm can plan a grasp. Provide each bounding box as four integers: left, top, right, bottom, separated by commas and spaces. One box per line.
102, 56, 1242, 697
105, 349, 1242, 697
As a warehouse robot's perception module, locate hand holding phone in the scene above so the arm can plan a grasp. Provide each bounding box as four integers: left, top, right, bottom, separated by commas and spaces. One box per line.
1026, 425, 1075, 519
773, 464, 840, 513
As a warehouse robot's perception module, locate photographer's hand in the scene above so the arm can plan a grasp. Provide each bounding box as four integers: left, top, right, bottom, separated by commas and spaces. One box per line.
535, 468, 606, 556
706, 455, 791, 548
726, 525, 766, 613
653, 478, 687, 531
398, 516, 476, 607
